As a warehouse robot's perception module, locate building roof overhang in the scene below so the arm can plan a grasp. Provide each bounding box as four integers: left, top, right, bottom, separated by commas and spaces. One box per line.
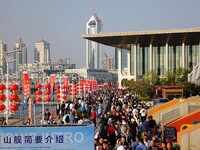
82, 28, 200, 50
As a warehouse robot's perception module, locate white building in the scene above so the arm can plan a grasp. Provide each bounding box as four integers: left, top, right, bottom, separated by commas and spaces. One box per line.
0, 40, 7, 75
34, 39, 50, 64
64, 68, 112, 83
86, 13, 102, 69
13, 38, 27, 73
102, 53, 115, 71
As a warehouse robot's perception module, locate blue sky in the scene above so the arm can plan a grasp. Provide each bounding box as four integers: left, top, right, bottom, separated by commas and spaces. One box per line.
0, 0, 200, 68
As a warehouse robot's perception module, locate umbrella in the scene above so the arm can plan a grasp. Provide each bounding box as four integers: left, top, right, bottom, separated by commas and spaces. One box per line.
62, 114, 74, 123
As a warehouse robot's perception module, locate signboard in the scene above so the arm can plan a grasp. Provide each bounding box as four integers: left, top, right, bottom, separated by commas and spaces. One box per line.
0, 126, 94, 150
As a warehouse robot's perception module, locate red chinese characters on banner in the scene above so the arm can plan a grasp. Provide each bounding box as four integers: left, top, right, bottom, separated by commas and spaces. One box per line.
22, 72, 31, 97
50, 74, 55, 95
63, 76, 69, 87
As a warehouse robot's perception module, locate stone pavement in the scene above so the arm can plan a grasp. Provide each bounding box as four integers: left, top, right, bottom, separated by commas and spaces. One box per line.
4, 118, 23, 125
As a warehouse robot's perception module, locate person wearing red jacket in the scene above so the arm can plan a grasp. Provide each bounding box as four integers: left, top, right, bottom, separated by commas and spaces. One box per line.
108, 122, 116, 148
91, 108, 97, 127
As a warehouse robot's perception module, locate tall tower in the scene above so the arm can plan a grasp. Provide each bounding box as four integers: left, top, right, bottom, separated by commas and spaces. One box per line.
13, 38, 27, 73
0, 40, 7, 75
86, 4, 102, 69
34, 39, 50, 64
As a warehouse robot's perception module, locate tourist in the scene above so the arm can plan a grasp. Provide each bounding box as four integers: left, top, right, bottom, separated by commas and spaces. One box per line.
147, 116, 157, 138
166, 142, 175, 150
147, 140, 159, 150
44, 108, 51, 124
135, 138, 147, 150
143, 135, 150, 149
140, 106, 147, 122
102, 140, 112, 150
160, 141, 167, 150
108, 122, 116, 147
56, 102, 60, 115
130, 118, 138, 142
91, 108, 97, 127
24, 118, 31, 125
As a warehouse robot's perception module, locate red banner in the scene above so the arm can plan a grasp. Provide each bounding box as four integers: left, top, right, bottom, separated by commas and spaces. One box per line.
50, 74, 55, 94
79, 79, 85, 86
64, 76, 69, 87
22, 72, 31, 97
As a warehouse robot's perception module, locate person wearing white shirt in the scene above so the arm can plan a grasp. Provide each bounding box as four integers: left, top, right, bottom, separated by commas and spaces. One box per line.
140, 106, 147, 122
69, 102, 74, 110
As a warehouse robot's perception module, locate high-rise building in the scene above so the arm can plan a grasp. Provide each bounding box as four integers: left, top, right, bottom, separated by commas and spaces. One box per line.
102, 53, 115, 70
0, 40, 7, 75
34, 39, 50, 64
13, 38, 27, 73
86, 13, 102, 69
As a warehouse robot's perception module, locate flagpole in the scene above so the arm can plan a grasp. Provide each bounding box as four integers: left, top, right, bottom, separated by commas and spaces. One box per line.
3, 50, 20, 125
84, 80, 86, 101
59, 72, 62, 116
72, 80, 74, 102
79, 75, 80, 97
42, 72, 45, 124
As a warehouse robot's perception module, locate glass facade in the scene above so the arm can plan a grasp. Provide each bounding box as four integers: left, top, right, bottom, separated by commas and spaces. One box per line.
137, 46, 150, 77
168, 45, 182, 72
121, 49, 127, 70
185, 44, 200, 69
152, 45, 166, 75
86, 14, 102, 69
129, 43, 200, 78
130, 45, 135, 76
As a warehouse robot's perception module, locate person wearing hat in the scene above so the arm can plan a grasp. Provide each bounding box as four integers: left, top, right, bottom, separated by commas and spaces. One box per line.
130, 118, 138, 142
117, 145, 125, 150
120, 119, 129, 137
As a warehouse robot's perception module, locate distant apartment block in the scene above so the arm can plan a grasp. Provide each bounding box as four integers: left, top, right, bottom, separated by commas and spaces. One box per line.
0, 40, 7, 75
13, 38, 27, 73
102, 53, 115, 70
34, 39, 51, 64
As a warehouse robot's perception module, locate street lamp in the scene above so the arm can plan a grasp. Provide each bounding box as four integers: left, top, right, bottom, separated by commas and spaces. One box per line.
3, 50, 21, 124
71, 73, 77, 102
34, 61, 46, 124
57, 65, 63, 116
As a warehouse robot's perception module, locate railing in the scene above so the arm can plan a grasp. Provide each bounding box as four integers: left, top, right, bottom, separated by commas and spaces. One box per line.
10, 106, 56, 126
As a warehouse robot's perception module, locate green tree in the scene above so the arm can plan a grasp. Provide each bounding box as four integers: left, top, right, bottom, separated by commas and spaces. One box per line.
125, 80, 155, 99
182, 82, 200, 97
175, 68, 191, 84
143, 70, 159, 85
164, 71, 176, 85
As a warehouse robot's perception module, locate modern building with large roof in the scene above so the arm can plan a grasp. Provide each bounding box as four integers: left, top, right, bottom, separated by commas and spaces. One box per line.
82, 28, 200, 87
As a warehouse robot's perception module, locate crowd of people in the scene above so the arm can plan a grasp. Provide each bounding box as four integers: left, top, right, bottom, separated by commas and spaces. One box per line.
40, 89, 106, 127
94, 88, 178, 150
36, 87, 178, 150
